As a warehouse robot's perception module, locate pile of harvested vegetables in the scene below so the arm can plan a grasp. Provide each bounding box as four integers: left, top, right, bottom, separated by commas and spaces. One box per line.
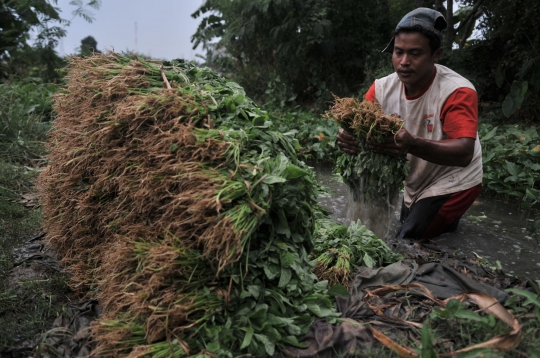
312, 208, 401, 288
38, 52, 399, 357
326, 97, 409, 204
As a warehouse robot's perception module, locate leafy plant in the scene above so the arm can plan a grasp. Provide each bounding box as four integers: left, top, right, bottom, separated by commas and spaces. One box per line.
268, 107, 340, 162
0, 79, 54, 163
311, 210, 402, 287
479, 122, 540, 210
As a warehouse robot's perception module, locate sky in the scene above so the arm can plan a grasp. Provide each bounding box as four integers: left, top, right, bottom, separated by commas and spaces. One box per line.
54, 0, 206, 61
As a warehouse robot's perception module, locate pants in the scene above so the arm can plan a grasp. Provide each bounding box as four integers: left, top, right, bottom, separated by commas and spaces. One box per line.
396, 183, 482, 241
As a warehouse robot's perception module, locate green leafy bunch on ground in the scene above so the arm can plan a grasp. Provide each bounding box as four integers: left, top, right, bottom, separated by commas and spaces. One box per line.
311, 208, 402, 288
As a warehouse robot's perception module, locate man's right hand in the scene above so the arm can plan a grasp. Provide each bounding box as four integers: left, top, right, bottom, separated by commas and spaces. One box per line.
337, 128, 360, 154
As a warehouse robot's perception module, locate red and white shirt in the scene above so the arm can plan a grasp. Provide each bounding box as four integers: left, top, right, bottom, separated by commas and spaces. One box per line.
366, 64, 483, 208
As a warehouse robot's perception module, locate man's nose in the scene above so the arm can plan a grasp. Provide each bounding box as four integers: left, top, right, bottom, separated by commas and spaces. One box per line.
400, 54, 410, 66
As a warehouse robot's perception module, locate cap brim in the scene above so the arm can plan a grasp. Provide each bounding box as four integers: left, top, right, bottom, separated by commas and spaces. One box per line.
382, 37, 395, 54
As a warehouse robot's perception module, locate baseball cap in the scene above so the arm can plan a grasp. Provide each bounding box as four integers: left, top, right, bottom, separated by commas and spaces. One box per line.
382, 7, 448, 53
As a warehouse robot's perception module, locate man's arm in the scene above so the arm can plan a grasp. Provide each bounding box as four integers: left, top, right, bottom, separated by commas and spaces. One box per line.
371, 131, 474, 167
372, 87, 478, 167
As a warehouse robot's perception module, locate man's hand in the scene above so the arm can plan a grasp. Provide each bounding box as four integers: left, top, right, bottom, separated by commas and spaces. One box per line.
337, 128, 361, 154
369, 128, 414, 158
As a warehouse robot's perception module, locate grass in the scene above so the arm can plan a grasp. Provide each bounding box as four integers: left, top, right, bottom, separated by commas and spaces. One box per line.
0, 78, 73, 357
0, 162, 71, 356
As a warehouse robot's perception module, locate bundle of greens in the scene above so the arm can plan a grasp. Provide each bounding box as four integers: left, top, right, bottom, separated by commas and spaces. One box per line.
312, 208, 402, 287
326, 97, 409, 203
39, 53, 346, 357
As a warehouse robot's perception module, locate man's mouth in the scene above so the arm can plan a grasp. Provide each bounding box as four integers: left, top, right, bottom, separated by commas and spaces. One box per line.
398, 70, 413, 76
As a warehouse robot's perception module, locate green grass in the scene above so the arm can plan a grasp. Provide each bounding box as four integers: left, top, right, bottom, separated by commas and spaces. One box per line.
0, 162, 70, 355
0, 78, 72, 357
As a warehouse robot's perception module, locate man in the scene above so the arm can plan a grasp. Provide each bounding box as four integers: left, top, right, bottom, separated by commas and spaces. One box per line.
337, 7, 483, 241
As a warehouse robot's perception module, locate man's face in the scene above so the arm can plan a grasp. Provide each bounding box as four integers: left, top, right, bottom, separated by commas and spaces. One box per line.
392, 32, 442, 92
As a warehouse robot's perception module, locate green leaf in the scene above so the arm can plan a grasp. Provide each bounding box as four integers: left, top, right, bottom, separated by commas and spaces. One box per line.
283, 164, 308, 179
363, 253, 375, 268
506, 161, 521, 177
520, 58, 535, 78
275, 209, 291, 238
262, 174, 287, 184
247, 285, 261, 298
502, 80, 528, 118
306, 302, 322, 316
240, 325, 254, 349
328, 284, 351, 297
506, 288, 540, 308
278, 267, 292, 288
420, 324, 437, 358
254, 334, 275, 356
263, 264, 280, 280
454, 309, 489, 323
283, 335, 308, 348
280, 251, 295, 268
455, 348, 494, 358
249, 304, 268, 320
481, 126, 498, 141
206, 341, 220, 352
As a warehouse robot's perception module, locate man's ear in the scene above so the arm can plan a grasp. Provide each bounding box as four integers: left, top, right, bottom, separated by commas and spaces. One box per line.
434, 47, 443, 62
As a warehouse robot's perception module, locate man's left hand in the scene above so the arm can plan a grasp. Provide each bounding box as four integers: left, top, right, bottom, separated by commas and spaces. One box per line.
369, 128, 413, 158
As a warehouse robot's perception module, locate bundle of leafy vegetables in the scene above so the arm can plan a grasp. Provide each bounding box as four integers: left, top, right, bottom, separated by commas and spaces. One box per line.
311, 208, 402, 287
37, 53, 404, 358
326, 97, 409, 203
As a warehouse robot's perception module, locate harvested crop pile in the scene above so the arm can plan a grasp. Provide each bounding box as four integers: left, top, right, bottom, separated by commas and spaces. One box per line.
326, 97, 409, 203
39, 53, 401, 357
312, 209, 402, 288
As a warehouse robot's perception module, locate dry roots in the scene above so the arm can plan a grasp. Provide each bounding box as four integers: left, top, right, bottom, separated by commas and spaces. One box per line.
327, 96, 404, 141
38, 53, 238, 356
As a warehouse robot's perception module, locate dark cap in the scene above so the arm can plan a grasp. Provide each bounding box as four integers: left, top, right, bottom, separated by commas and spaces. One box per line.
382, 7, 447, 53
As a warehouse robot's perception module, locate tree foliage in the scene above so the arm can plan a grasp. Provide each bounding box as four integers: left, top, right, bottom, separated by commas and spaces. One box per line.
0, 0, 101, 81
447, 0, 540, 121
192, 0, 397, 103
0, 0, 64, 57
191, 0, 501, 106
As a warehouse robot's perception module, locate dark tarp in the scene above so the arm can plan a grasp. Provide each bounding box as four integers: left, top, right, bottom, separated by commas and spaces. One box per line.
283, 259, 510, 357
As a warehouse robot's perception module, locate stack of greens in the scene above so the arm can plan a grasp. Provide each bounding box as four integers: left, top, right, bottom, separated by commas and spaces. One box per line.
312, 208, 402, 287
326, 97, 409, 203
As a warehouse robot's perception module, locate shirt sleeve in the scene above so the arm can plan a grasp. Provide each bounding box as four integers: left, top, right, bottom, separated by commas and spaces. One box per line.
440, 88, 478, 139
365, 82, 376, 102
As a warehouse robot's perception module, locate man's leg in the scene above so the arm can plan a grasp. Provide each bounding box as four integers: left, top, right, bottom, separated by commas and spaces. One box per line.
396, 183, 482, 240
396, 194, 452, 240
419, 183, 482, 240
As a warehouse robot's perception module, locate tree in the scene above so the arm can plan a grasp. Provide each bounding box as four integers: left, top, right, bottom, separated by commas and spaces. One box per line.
0, 0, 64, 58
192, 0, 395, 103
0, 0, 101, 80
446, 0, 540, 121
80, 35, 100, 56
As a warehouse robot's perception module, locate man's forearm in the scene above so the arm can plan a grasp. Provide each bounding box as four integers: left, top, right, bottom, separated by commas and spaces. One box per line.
408, 136, 475, 167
